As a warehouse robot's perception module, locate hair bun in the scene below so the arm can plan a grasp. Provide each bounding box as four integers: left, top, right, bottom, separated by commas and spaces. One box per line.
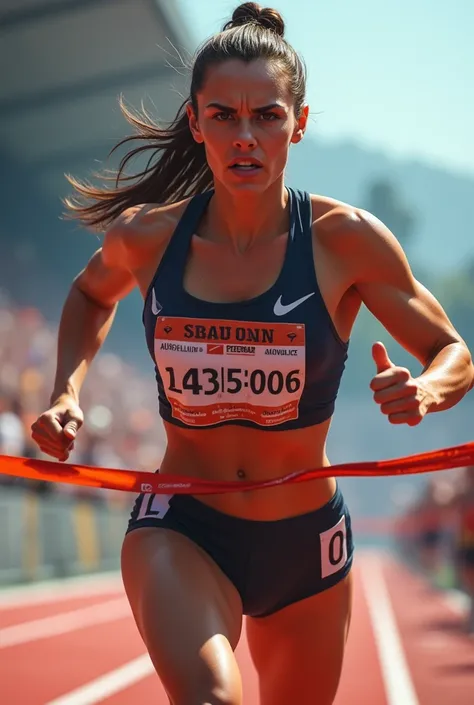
224, 3, 285, 37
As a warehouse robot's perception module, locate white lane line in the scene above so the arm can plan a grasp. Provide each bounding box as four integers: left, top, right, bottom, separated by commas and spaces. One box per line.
45, 654, 155, 705
359, 552, 420, 705
0, 597, 129, 648
0, 572, 122, 609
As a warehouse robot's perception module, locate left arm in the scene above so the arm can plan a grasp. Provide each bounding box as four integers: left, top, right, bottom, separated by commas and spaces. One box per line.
346, 209, 473, 424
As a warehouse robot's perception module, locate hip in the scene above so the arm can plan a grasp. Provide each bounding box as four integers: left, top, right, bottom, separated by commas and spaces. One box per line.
125, 483, 353, 617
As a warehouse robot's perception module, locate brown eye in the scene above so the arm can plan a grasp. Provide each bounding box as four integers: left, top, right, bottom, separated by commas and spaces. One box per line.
259, 113, 279, 121
213, 112, 233, 121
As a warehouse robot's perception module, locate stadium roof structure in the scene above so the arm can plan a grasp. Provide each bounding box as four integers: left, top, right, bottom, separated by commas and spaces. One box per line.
0, 0, 194, 201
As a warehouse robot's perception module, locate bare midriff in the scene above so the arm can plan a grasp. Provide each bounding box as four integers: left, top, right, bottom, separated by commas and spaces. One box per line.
160, 417, 336, 520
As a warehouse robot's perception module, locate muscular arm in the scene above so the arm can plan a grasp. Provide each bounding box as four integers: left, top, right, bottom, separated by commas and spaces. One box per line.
32, 204, 176, 460
344, 209, 473, 412
51, 219, 136, 405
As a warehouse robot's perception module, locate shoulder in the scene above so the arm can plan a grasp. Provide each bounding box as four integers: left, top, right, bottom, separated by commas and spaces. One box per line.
102, 198, 193, 268
110, 198, 193, 245
308, 194, 409, 282
309, 193, 396, 252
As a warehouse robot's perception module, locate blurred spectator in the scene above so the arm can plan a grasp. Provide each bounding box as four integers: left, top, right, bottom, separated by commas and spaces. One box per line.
396, 466, 474, 632
394, 475, 456, 579
0, 394, 25, 457
452, 466, 474, 632
0, 293, 165, 504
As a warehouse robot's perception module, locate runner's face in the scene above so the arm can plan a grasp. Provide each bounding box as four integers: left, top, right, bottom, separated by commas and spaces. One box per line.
188, 58, 308, 192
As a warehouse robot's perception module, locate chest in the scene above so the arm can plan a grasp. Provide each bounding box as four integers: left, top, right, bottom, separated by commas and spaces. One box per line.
182, 233, 290, 304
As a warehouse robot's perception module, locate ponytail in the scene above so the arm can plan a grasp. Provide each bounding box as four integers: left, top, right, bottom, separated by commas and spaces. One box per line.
64, 98, 213, 231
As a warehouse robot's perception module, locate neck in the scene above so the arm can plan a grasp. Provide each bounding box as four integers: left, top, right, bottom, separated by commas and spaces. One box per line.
204, 179, 290, 254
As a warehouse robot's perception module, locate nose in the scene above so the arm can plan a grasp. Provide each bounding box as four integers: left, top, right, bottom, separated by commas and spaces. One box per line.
233, 119, 257, 150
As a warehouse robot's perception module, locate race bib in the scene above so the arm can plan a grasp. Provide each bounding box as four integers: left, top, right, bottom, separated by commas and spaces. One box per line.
137, 493, 172, 521
154, 316, 306, 427
320, 515, 348, 579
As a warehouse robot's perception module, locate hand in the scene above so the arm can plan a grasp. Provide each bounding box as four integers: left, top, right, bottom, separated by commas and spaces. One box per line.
30, 394, 84, 461
370, 341, 434, 426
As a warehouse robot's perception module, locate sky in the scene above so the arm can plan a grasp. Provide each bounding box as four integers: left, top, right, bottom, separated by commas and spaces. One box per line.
176, 0, 474, 177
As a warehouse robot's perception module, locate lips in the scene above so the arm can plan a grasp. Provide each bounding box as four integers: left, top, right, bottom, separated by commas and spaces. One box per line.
228, 158, 263, 170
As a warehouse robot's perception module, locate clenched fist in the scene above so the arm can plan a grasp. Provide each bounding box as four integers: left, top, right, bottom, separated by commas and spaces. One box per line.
31, 394, 84, 461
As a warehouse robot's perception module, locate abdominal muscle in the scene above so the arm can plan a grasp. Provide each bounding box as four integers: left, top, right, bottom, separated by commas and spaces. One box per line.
160, 417, 337, 520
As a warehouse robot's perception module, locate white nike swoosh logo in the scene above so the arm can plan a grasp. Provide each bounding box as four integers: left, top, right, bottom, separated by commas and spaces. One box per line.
273, 292, 315, 316
151, 289, 162, 316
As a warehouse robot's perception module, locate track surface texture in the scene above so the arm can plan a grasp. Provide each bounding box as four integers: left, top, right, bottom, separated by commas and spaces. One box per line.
1, 550, 473, 705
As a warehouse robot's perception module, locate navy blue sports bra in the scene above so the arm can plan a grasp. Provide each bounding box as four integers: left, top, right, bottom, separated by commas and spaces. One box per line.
143, 188, 349, 431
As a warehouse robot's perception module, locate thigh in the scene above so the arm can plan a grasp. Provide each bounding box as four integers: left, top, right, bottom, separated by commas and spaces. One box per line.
121, 527, 244, 705
246, 571, 353, 705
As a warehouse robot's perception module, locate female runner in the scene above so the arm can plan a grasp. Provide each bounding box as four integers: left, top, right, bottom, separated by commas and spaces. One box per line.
31, 3, 474, 703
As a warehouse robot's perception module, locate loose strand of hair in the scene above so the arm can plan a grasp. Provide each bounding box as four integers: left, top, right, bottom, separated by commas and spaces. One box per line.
63, 97, 212, 231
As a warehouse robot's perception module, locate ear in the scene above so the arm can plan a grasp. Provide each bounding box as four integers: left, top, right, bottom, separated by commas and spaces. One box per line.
186, 102, 204, 144
291, 104, 309, 145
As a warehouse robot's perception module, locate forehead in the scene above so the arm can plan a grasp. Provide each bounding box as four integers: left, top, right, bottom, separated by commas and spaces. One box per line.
198, 58, 292, 106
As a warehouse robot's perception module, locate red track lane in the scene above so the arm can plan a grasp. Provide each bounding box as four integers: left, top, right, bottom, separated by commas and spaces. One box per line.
0, 591, 124, 628
99, 677, 164, 704
383, 557, 474, 705
1, 552, 473, 704
1, 617, 143, 704
333, 553, 387, 705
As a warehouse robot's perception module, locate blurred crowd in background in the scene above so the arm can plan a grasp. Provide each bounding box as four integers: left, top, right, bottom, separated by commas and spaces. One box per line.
0, 292, 165, 505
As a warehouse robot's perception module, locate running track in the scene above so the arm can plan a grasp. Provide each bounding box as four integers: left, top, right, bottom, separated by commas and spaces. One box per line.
1, 551, 473, 704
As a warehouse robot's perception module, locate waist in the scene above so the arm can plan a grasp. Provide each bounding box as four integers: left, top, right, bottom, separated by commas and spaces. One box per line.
160, 418, 336, 520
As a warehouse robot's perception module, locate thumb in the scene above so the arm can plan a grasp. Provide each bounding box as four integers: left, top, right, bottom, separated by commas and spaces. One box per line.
372, 341, 395, 374
62, 411, 82, 440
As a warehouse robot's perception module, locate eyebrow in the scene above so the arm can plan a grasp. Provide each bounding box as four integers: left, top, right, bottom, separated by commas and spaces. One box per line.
205, 102, 285, 113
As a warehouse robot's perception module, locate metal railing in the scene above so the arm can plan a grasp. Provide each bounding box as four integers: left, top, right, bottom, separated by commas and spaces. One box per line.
0, 488, 129, 585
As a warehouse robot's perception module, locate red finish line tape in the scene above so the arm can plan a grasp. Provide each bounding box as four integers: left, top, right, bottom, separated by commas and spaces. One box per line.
1, 442, 473, 495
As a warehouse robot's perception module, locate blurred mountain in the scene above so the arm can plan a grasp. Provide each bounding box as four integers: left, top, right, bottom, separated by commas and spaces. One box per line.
287, 134, 474, 274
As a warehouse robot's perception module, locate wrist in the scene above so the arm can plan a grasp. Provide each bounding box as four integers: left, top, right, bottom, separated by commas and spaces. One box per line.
416, 373, 444, 414
50, 382, 80, 407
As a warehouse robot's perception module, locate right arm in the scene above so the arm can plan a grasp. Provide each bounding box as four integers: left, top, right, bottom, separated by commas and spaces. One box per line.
31, 220, 137, 461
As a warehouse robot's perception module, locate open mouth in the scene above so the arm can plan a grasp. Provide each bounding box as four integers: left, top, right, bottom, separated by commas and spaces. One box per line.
229, 161, 263, 172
